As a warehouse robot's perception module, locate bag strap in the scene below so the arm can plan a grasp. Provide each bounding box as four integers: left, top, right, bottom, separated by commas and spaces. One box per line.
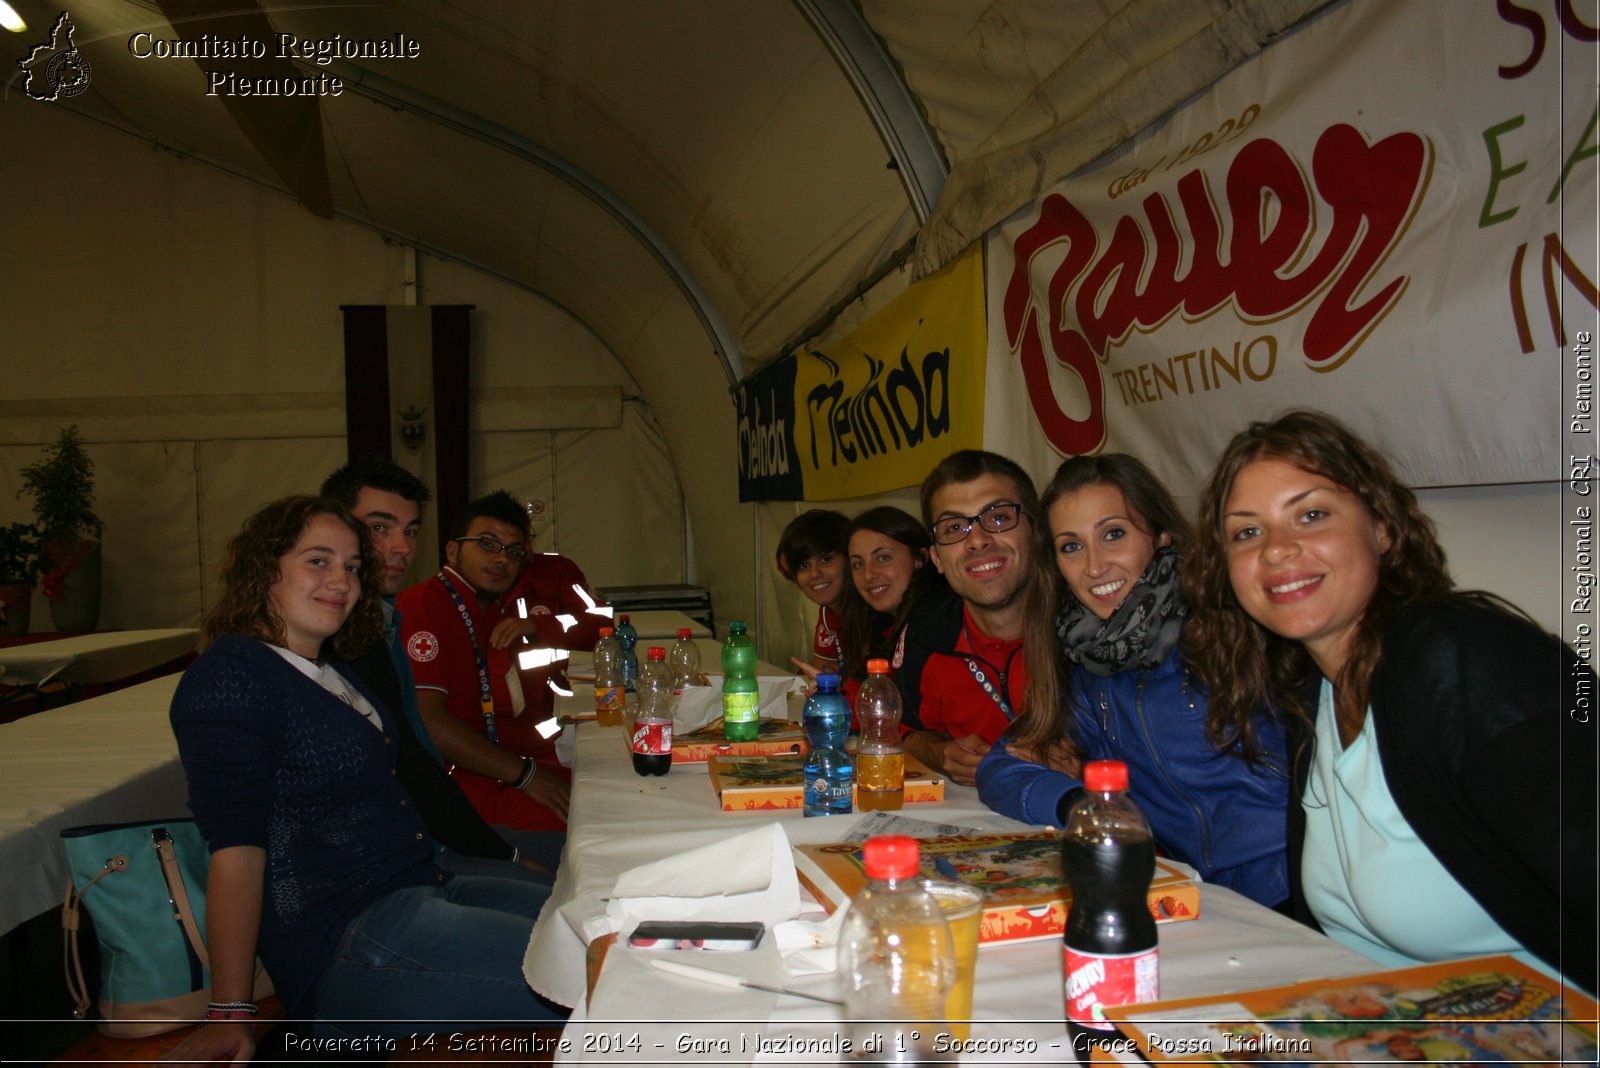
61, 827, 213, 1020
153, 828, 210, 973
62, 855, 128, 1021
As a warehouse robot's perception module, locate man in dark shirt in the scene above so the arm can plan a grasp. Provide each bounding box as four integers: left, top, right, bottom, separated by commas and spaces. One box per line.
321, 458, 557, 882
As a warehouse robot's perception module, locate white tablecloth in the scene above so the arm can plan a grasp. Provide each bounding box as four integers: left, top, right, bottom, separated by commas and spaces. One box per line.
525, 717, 1379, 1064
0, 628, 197, 687
0, 674, 189, 934
618, 610, 712, 640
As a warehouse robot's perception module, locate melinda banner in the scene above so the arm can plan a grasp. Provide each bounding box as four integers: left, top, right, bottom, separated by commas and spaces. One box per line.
738, 245, 987, 501
984, 0, 1597, 492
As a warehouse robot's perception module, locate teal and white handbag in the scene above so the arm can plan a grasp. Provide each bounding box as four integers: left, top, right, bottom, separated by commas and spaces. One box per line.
61, 818, 271, 1037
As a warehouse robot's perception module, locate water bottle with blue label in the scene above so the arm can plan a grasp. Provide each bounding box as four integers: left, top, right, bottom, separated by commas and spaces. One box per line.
615, 613, 639, 693
802, 672, 853, 816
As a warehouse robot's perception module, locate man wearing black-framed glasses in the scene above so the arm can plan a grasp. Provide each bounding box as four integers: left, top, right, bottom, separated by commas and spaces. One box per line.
399, 489, 573, 836
895, 450, 1042, 787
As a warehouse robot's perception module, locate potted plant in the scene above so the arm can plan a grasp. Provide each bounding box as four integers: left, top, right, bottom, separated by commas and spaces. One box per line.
19, 425, 105, 632
0, 520, 45, 636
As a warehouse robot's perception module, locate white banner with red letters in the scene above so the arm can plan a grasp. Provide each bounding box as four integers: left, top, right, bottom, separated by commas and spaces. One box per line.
984, 0, 1597, 491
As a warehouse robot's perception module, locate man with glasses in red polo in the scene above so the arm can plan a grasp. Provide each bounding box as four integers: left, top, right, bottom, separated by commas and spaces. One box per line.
398, 490, 572, 833
897, 451, 1040, 787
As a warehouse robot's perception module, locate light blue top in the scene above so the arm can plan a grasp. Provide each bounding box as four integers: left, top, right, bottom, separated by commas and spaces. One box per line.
1301, 679, 1533, 971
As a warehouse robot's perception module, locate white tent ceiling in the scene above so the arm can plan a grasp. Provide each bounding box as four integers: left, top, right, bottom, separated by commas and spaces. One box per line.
5, 0, 1333, 379
1, 0, 1334, 639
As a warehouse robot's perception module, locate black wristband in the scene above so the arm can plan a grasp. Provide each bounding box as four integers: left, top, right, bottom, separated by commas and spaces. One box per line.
510, 757, 537, 791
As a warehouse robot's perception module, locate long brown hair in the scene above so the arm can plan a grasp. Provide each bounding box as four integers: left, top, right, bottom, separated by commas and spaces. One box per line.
838, 506, 947, 680
1012, 455, 1193, 753
1183, 411, 1452, 746
203, 495, 385, 661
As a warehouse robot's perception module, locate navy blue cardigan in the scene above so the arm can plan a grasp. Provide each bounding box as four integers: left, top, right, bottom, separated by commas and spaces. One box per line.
170, 634, 445, 1016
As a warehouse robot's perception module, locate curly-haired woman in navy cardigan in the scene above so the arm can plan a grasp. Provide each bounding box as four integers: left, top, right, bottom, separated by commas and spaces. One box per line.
1185, 411, 1596, 992
168, 496, 561, 1062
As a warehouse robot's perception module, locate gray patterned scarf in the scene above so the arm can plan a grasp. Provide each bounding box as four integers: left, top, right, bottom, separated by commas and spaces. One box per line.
1056, 546, 1187, 677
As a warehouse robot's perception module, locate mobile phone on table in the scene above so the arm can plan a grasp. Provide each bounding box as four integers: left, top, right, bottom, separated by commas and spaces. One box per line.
627, 920, 765, 951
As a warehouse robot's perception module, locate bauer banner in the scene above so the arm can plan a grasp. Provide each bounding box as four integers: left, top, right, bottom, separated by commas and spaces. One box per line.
738, 245, 988, 501
983, 0, 1597, 492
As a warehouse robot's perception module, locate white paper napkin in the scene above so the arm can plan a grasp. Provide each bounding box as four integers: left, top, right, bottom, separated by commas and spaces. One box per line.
773, 907, 849, 976
585, 940, 784, 1065
605, 823, 802, 934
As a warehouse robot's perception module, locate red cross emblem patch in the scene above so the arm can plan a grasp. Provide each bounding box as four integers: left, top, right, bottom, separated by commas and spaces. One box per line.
407, 631, 440, 662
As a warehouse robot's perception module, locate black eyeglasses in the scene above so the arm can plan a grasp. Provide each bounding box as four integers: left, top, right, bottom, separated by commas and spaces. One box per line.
930, 502, 1030, 545
453, 535, 529, 561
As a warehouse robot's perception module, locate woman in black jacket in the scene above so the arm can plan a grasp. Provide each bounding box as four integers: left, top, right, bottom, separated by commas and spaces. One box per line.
1184, 410, 1596, 992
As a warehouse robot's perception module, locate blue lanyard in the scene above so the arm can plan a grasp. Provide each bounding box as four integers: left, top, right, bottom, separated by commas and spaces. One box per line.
962, 642, 1021, 722
437, 570, 499, 742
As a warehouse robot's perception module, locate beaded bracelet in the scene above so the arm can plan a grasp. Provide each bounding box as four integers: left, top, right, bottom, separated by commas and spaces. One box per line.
205, 1000, 258, 1022
208, 1000, 257, 1013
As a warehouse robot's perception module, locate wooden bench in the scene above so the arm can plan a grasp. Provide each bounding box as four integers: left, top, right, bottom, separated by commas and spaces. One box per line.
54, 996, 285, 1063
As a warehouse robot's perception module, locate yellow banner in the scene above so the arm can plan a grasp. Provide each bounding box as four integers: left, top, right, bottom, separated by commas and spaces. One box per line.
794, 244, 987, 499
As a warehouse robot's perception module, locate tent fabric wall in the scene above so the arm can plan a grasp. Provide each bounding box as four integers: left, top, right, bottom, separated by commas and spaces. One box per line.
755, 488, 922, 674
756, 479, 1570, 658
865, 0, 1338, 278
2, 0, 1577, 659
0, 110, 686, 633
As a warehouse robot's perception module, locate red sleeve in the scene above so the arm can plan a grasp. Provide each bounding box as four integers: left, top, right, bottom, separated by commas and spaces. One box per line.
512, 554, 607, 652
397, 581, 457, 696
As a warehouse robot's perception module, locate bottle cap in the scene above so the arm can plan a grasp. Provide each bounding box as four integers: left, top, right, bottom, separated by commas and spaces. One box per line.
866, 658, 890, 675
647, 647, 666, 660
815, 672, 840, 691
1083, 759, 1129, 792
730, 620, 747, 632
598, 626, 613, 637
862, 836, 920, 880
619, 614, 631, 623
676, 628, 693, 639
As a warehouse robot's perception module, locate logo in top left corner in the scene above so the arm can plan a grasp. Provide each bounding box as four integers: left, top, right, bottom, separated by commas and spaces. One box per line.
17, 11, 91, 101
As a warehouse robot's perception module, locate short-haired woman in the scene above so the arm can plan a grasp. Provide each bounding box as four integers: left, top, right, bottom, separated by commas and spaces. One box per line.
775, 509, 851, 670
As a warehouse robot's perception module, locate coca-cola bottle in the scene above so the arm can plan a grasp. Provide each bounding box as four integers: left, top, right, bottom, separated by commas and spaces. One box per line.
631, 646, 673, 776
1062, 759, 1158, 1051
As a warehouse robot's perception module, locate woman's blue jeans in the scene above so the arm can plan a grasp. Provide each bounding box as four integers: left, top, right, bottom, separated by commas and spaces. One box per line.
313, 874, 566, 1038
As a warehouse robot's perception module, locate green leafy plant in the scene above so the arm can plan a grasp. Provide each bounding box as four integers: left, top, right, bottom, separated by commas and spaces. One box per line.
19, 425, 104, 546
0, 521, 46, 584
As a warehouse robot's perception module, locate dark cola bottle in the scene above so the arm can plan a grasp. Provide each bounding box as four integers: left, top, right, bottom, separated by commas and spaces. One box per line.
1062, 760, 1157, 1052
631, 647, 673, 776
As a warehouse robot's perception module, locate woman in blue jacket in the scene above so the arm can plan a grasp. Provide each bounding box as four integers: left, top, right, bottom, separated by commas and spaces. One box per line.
977, 454, 1290, 907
